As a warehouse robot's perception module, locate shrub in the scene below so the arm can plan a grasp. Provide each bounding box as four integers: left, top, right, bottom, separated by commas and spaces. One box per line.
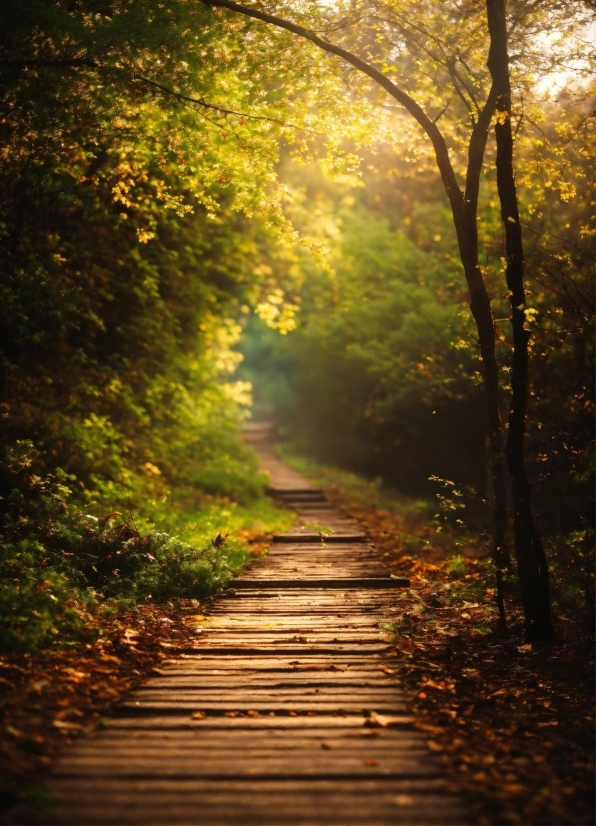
0, 444, 236, 653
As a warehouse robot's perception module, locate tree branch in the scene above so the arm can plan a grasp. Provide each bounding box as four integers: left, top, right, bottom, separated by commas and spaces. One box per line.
138, 75, 318, 132
465, 85, 498, 219
201, 0, 464, 215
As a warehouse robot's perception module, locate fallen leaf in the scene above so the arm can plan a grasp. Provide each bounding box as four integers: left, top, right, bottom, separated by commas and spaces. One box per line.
427, 739, 443, 752
395, 638, 416, 654
364, 759, 378, 766
393, 794, 414, 807
416, 722, 445, 735
190, 711, 206, 720
423, 678, 448, 691
502, 783, 528, 795
365, 711, 414, 727
52, 720, 84, 731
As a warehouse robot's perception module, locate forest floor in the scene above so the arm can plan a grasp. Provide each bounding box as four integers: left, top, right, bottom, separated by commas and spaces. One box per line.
0, 464, 593, 825
317, 475, 595, 826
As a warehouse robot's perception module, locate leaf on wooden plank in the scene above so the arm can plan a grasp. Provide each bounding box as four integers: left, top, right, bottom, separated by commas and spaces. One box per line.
365, 711, 414, 727
393, 794, 414, 807
190, 711, 206, 720
427, 739, 443, 752
52, 720, 84, 731
364, 758, 378, 766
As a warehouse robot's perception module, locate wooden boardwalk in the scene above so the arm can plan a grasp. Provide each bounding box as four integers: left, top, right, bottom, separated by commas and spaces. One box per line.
19, 428, 468, 824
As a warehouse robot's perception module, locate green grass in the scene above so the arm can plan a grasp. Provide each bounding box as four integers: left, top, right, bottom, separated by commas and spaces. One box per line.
0, 447, 294, 654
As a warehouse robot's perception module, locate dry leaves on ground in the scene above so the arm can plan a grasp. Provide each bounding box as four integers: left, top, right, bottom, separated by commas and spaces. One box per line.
324, 483, 595, 826
0, 598, 213, 813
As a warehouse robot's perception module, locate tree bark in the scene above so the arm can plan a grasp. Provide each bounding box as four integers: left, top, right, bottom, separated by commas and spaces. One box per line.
486, 0, 554, 639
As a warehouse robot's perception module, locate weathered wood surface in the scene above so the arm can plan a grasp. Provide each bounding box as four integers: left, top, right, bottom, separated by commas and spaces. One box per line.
11, 424, 469, 824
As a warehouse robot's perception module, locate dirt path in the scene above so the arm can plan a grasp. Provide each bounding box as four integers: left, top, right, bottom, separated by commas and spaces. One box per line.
10, 428, 468, 825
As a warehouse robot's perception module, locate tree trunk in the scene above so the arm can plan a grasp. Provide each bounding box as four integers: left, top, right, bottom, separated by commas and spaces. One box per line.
451, 214, 509, 628
486, 0, 554, 640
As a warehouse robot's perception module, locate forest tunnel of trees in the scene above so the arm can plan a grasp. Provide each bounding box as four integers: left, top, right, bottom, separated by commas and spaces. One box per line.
0, 0, 594, 818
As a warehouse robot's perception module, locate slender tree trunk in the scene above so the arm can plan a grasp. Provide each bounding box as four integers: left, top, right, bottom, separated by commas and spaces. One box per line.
452, 213, 509, 628
486, 0, 554, 640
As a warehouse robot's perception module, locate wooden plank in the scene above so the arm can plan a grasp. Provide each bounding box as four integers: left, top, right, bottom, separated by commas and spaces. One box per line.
200, 617, 386, 625
17, 779, 468, 826
106, 715, 409, 730
130, 690, 404, 702
230, 578, 409, 588
148, 679, 400, 688
79, 728, 422, 743
272, 534, 368, 543
122, 701, 407, 713
194, 633, 388, 641
171, 648, 393, 657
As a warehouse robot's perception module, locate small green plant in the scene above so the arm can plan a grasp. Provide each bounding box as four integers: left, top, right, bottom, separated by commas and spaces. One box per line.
447, 554, 466, 577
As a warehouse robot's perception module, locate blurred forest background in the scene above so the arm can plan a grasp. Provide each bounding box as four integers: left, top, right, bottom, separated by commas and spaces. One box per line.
0, 0, 593, 652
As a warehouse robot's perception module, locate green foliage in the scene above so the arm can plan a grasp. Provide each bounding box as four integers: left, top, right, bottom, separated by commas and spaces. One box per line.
242, 188, 488, 495
446, 555, 467, 578
0, 4, 301, 653
0, 444, 251, 653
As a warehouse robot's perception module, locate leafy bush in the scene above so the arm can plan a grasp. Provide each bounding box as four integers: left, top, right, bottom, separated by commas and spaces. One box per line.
0, 444, 239, 653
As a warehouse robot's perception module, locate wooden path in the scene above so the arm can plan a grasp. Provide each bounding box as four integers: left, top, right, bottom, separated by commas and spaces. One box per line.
20, 427, 468, 824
